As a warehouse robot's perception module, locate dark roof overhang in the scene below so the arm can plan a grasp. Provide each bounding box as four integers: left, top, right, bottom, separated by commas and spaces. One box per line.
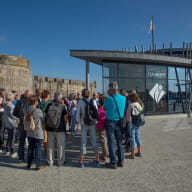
70, 50, 192, 67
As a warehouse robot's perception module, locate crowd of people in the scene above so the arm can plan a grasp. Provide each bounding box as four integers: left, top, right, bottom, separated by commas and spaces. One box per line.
0, 81, 144, 170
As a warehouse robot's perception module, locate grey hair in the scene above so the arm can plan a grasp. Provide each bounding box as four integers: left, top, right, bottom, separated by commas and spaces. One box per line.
54, 92, 63, 102
6, 92, 14, 101
109, 81, 119, 91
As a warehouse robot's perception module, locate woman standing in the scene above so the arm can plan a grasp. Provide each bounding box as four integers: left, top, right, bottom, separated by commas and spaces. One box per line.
96, 95, 109, 162
69, 93, 78, 135
3, 92, 19, 158
126, 93, 142, 159
26, 96, 45, 170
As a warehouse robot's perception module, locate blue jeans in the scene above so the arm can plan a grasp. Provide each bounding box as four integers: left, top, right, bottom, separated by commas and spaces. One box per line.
6, 128, 16, 154
80, 124, 98, 155
129, 124, 142, 149
27, 137, 42, 168
106, 120, 124, 164
18, 126, 27, 160
70, 110, 77, 132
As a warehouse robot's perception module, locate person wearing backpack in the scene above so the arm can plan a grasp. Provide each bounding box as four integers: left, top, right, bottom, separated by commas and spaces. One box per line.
76, 89, 99, 168
104, 82, 126, 169
45, 92, 67, 167
13, 89, 33, 162
26, 96, 45, 170
126, 93, 142, 159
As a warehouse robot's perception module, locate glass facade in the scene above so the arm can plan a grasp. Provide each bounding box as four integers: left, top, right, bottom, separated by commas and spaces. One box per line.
103, 62, 192, 114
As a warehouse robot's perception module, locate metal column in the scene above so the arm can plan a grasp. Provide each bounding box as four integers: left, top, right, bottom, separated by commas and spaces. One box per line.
85, 60, 90, 89
175, 67, 185, 113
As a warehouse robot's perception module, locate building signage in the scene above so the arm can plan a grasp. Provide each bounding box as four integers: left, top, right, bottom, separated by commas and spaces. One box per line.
149, 83, 166, 103
147, 71, 166, 78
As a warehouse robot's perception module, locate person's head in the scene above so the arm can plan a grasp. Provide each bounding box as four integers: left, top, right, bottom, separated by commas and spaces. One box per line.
53, 92, 63, 103
92, 92, 99, 99
25, 90, 33, 98
108, 81, 119, 95
99, 94, 106, 107
6, 92, 15, 102
82, 89, 90, 98
35, 88, 42, 98
120, 90, 128, 97
41, 90, 50, 101
128, 93, 139, 103
130, 89, 137, 94
12, 90, 19, 100
0, 88, 6, 98
71, 93, 77, 100
77, 92, 81, 99
29, 96, 39, 107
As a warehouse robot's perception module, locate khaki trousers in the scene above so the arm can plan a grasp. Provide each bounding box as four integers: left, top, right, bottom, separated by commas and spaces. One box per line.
98, 129, 109, 160
47, 132, 65, 166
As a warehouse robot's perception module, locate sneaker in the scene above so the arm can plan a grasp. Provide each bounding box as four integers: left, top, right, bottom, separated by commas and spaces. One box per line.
105, 163, 117, 169
10, 152, 17, 158
5, 152, 10, 156
18, 159, 25, 163
94, 160, 100, 167
0, 149, 3, 153
79, 162, 85, 168
135, 152, 142, 157
26, 164, 32, 169
126, 154, 135, 159
117, 161, 124, 167
36, 166, 46, 171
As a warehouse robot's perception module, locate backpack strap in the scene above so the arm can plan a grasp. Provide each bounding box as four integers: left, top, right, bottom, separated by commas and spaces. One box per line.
111, 96, 121, 120
82, 98, 90, 105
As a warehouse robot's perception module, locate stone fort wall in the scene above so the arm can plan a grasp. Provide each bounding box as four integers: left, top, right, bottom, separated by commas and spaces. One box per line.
0, 54, 32, 94
0, 54, 96, 97
33, 76, 96, 97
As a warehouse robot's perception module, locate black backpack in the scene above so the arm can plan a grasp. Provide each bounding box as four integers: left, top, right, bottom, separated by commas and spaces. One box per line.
83, 99, 99, 125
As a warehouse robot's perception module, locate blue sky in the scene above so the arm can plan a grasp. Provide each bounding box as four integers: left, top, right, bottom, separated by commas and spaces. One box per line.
0, 0, 192, 92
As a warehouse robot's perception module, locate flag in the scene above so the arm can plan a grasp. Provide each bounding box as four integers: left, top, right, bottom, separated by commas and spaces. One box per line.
148, 18, 155, 33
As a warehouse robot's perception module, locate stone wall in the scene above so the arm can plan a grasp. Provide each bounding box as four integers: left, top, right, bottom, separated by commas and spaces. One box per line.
33, 76, 96, 97
0, 54, 32, 94
0, 54, 96, 97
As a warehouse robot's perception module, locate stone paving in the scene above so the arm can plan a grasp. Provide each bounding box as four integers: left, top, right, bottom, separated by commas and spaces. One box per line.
0, 115, 192, 192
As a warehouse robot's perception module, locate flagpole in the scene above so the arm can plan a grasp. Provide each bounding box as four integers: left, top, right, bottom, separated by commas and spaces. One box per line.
151, 16, 155, 53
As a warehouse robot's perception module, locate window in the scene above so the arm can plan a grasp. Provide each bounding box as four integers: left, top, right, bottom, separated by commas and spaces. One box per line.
103, 63, 118, 77
119, 64, 145, 78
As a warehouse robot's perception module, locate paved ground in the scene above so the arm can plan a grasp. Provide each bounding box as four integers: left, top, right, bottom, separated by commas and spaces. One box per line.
0, 114, 192, 192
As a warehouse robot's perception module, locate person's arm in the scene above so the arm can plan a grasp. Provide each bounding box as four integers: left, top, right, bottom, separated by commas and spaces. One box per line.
126, 104, 132, 123
7, 105, 19, 121
76, 100, 81, 123
13, 100, 21, 118
62, 106, 67, 123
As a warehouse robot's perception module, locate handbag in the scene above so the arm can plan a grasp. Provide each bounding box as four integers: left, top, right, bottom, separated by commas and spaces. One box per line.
112, 96, 127, 130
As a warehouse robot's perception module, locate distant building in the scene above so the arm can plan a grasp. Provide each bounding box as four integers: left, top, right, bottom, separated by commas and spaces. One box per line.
0, 54, 95, 98
71, 44, 192, 114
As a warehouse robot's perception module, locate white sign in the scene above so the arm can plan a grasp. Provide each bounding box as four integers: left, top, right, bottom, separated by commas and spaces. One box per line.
149, 83, 166, 103
147, 72, 166, 78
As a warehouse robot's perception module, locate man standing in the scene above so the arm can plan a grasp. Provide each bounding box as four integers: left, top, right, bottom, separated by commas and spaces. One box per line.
13, 90, 33, 162
76, 89, 99, 168
46, 92, 67, 167
104, 82, 126, 169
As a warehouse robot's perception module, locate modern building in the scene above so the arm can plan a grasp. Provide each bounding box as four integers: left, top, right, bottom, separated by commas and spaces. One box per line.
70, 46, 192, 114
